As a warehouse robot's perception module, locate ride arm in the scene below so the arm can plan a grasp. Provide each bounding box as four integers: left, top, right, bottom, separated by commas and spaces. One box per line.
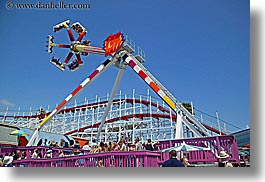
95, 62, 126, 141
27, 55, 120, 146
122, 52, 211, 137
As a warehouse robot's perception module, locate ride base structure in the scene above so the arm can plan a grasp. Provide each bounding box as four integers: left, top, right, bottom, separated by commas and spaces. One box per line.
28, 19, 212, 146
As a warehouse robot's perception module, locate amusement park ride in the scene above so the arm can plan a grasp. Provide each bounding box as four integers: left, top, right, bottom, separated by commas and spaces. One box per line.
26, 19, 213, 146
47, 20, 105, 71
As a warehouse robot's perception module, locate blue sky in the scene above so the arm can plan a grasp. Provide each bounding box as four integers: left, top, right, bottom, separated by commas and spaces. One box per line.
0, 0, 249, 130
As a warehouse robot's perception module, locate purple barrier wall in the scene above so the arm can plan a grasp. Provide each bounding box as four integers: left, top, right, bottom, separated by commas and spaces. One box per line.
156, 135, 239, 164
0, 145, 15, 156
0, 146, 89, 159
12, 151, 161, 167
1, 135, 239, 167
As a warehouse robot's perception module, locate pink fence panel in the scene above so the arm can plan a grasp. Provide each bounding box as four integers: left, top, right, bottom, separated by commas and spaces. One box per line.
156, 135, 239, 164
12, 151, 161, 167
3, 135, 239, 167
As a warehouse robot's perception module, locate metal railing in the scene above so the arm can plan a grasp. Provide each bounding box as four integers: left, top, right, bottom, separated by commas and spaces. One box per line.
1, 135, 239, 167
12, 151, 160, 167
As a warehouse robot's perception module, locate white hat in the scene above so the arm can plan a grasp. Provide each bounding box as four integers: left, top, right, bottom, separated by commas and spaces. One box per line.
217, 151, 230, 158
3, 156, 13, 165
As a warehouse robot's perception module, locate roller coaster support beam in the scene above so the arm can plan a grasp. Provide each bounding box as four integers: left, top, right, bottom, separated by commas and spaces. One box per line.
121, 52, 211, 137
27, 54, 120, 146
95, 62, 126, 142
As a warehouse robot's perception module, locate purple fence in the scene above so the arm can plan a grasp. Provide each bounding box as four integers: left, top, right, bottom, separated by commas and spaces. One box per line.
0, 146, 89, 159
156, 135, 239, 164
0, 145, 15, 156
1, 135, 240, 167
12, 151, 161, 167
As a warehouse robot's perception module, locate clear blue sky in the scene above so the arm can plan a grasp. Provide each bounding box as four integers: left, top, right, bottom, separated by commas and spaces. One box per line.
0, 0, 249, 130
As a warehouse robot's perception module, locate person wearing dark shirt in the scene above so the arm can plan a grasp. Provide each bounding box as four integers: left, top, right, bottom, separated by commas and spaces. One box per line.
162, 150, 185, 167
73, 140, 81, 149
37, 138, 43, 146
12, 150, 20, 161
144, 139, 158, 151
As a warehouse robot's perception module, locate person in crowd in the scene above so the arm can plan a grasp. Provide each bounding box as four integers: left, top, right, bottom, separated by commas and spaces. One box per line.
119, 139, 127, 151
37, 152, 42, 159
73, 140, 81, 149
18, 140, 22, 146
31, 149, 39, 158
69, 140, 75, 148
161, 150, 185, 167
64, 141, 69, 148
134, 137, 143, 151
144, 139, 158, 151
37, 138, 43, 146
59, 138, 66, 148
82, 141, 91, 151
180, 157, 190, 167
112, 141, 120, 151
216, 151, 233, 167
90, 138, 98, 148
79, 149, 84, 156
98, 141, 105, 153
64, 149, 71, 157
69, 150, 75, 156
43, 138, 48, 146
3, 155, 14, 167
0, 155, 3, 162
231, 161, 240, 167
55, 142, 60, 148
103, 143, 109, 152
108, 141, 113, 152
20, 151, 27, 160
127, 143, 134, 151
50, 141, 56, 147
12, 150, 20, 161
58, 150, 65, 157
89, 145, 98, 154
44, 147, 53, 158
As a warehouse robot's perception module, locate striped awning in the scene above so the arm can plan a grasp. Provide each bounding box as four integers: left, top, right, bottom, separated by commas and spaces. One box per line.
160, 141, 211, 152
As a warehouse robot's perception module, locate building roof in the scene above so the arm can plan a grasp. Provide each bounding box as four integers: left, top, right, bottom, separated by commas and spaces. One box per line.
22, 128, 73, 144
230, 128, 250, 147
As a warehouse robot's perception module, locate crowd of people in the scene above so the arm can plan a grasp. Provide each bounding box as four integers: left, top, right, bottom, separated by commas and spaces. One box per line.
35, 137, 160, 153
0, 137, 241, 167
36, 138, 81, 149
0, 150, 27, 167
85, 137, 159, 153
0, 137, 160, 167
